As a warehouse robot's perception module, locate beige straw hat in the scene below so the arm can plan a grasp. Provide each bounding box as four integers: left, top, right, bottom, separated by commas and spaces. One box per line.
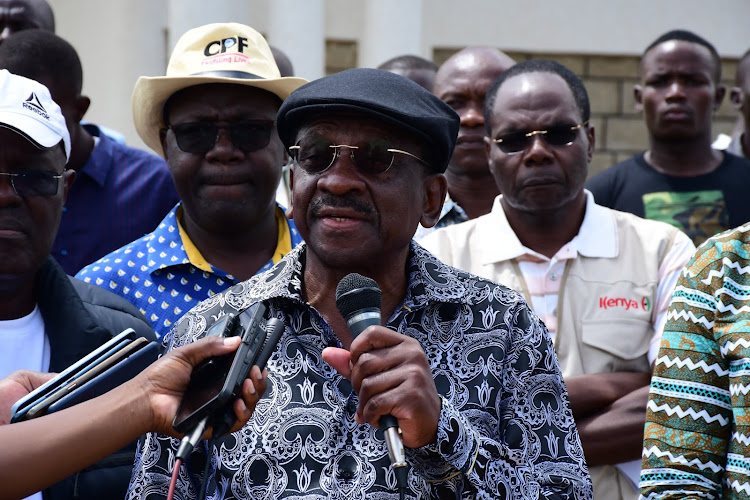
132, 23, 308, 155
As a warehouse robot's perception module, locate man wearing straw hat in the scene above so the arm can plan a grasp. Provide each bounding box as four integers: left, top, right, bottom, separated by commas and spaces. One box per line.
76, 23, 307, 339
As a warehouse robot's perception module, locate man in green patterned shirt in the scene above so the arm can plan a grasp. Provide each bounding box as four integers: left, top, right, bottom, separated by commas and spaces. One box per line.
642, 223, 750, 497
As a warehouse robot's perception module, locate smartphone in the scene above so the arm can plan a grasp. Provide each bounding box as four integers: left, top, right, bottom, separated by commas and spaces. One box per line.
48, 340, 160, 414
172, 302, 284, 434
25, 338, 151, 419
10, 328, 137, 423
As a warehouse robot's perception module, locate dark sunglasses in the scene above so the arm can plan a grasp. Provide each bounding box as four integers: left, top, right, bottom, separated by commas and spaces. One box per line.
0, 171, 63, 197
492, 122, 588, 155
168, 120, 275, 155
288, 138, 429, 176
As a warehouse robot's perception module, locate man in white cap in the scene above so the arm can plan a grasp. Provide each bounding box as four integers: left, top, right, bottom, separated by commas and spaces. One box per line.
0, 69, 156, 499
76, 23, 308, 339
0, 29, 180, 275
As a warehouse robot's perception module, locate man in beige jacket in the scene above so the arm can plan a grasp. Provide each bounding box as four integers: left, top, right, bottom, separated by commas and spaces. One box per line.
421, 59, 695, 500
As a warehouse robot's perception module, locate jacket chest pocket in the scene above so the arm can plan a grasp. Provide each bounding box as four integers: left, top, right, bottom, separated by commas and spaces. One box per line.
580, 318, 653, 373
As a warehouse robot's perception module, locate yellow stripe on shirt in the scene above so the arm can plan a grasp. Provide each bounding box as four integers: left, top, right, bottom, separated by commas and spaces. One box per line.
177, 205, 292, 272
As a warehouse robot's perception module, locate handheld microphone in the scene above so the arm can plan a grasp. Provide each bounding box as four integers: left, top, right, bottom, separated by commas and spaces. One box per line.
335, 273, 408, 494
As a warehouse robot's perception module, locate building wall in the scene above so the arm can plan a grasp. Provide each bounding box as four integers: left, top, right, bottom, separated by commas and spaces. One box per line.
433, 49, 741, 177
47, 0, 748, 158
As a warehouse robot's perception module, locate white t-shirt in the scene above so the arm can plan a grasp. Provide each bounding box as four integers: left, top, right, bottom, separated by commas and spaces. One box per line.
0, 305, 49, 379
0, 305, 48, 500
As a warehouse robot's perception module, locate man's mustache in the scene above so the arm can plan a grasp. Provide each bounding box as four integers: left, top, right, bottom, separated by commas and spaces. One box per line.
309, 194, 375, 217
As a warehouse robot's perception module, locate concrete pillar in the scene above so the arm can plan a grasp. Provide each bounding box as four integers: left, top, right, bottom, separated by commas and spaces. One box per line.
50, 0, 169, 148
166, 0, 250, 52
360, 0, 424, 68
268, 0, 325, 80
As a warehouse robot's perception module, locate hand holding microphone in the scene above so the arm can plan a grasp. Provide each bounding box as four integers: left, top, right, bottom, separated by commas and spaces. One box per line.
326, 273, 442, 495
335, 273, 407, 484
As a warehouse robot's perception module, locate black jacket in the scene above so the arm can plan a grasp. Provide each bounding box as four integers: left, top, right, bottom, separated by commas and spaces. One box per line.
32, 257, 156, 500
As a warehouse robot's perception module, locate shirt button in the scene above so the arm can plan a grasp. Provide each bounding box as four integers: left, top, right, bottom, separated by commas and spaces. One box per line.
62, 206, 67, 213
549, 274, 557, 281
60, 249, 68, 256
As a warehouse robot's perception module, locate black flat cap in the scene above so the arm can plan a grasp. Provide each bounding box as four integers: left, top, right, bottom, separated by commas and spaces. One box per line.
277, 68, 459, 173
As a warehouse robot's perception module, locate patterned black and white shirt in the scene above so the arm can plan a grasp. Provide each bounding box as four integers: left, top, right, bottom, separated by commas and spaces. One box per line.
127, 243, 591, 499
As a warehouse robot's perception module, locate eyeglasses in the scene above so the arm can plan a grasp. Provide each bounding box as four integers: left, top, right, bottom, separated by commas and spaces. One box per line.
492, 122, 588, 155
0, 170, 63, 197
288, 138, 429, 176
168, 120, 275, 155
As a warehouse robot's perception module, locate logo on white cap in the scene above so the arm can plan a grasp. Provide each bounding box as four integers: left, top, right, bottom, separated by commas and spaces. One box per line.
23, 93, 49, 120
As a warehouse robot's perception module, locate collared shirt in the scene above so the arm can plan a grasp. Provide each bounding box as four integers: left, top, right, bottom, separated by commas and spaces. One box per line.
422, 190, 695, 362
421, 191, 694, 499
52, 124, 180, 275
641, 223, 750, 499
126, 243, 592, 499
413, 192, 468, 240
76, 203, 302, 339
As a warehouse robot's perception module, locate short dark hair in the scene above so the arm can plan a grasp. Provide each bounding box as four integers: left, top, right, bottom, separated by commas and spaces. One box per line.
0, 29, 82, 97
377, 55, 437, 73
643, 29, 722, 81
483, 59, 590, 136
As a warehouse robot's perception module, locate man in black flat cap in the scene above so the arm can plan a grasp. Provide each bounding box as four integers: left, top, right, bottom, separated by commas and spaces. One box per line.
128, 68, 591, 499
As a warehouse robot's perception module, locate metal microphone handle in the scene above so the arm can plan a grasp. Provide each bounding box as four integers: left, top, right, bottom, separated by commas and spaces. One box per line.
380, 414, 407, 467
346, 311, 408, 467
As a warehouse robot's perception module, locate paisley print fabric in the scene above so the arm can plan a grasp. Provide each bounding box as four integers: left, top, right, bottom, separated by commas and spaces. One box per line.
127, 242, 591, 499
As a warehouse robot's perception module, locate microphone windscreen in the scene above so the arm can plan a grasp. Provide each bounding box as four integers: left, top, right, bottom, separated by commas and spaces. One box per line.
335, 273, 382, 319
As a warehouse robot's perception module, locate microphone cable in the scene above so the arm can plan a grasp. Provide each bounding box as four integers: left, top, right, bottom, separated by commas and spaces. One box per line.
166, 411, 233, 500
167, 458, 181, 500
167, 416, 208, 500
195, 411, 233, 500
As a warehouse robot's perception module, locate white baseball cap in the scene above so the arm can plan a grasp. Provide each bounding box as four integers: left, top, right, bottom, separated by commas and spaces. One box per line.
0, 69, 70, 161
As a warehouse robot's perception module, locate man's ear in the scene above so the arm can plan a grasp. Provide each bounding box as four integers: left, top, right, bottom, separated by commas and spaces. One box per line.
714, 83, 727, 111
74, 95, 91, 123
633, 85, 644, 111
419, 173, 448, 229
61, 168, 76, 204
730, 87, 744, 110
484, 135, 493, 158
585, 123, 595, 162
285, 168, 294, 220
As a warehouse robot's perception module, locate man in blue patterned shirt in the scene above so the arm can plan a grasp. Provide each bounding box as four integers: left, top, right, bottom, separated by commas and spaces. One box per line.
76, 23, 307, 338
127, 67, 591, 498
